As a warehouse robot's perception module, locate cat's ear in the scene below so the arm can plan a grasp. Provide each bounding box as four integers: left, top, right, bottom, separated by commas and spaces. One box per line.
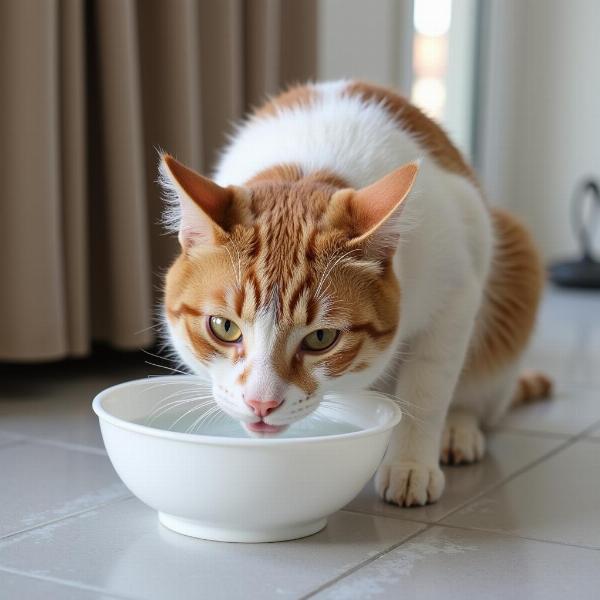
328, 161, 420, 254
159, 154, 233, 248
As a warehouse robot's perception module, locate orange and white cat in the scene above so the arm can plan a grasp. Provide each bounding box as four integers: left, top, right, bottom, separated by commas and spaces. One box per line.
160, 81, 551, 507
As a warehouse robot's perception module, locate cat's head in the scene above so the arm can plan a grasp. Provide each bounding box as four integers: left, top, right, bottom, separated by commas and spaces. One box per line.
160, 156, 418, 435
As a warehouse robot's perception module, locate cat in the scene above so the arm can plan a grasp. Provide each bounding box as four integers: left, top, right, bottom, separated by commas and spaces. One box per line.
159, 80, 551, 507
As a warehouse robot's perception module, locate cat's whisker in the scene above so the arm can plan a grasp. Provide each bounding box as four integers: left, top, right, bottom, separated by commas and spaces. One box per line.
133, 322, 163, 335
168, 402, 218, 431
375, 392, 429, 432
147, 394, 214, 415
146, 388, 199, 408
146, 385, 211, 402
146, 391, 215, 420
146, 398, 216, 424
204, 406, 226, 429
142, 380, 211, 393
142, 348, 190, 368
188, 404, 223, 432
143, 359, 190, 376
186, 405, 221, 433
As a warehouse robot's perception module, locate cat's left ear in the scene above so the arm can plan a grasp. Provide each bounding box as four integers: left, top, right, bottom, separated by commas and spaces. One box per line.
159, 154, 238, 248
328, 160, 420, 254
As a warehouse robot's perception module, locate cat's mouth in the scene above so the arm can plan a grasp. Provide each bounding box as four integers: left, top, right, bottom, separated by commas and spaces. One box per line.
245, 420, 288, 435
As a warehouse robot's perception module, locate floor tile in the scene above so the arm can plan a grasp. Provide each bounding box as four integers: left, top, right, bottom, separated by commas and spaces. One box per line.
345, 431, 560, 523
498, 384, 600, 437
0, 432, 22, 448
0, 499, 423, 600
0, 372, 146, 450
585, 420, 600, 441
443, 439, 600, 548
524, 289, 600, 386
0, 443, 129, 539
0, 570, 124, 600
312, 526, 600, 600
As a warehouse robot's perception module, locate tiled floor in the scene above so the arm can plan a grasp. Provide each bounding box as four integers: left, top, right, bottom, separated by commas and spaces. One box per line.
1, 289, 599, 599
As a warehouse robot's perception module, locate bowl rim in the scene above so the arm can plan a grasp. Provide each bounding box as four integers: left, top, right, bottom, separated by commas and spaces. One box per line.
92, 375, 402, 447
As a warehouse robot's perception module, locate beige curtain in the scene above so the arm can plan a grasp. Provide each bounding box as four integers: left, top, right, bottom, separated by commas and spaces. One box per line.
0, 0, 316, 361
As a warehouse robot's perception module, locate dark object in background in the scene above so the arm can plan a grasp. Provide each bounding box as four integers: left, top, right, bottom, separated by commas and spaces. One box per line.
549, 179, 600, 289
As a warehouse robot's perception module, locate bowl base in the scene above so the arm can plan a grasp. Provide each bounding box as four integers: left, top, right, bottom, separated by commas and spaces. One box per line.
158, 512, 327, 543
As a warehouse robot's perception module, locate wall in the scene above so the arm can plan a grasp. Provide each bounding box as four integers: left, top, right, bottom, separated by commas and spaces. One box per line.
477, 0, 600, 261
316, 0, 413, 92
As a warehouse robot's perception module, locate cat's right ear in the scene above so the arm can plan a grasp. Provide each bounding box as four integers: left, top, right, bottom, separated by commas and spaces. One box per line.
159, 154, 233, 248
326, 161, 420, 256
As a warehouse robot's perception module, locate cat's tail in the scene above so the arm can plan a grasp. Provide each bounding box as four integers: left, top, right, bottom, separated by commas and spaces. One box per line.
510, 370, 553, 407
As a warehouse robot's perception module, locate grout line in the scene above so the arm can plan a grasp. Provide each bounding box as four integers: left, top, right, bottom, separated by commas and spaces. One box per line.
0, 429, 107, 456
315, 417, 600, 595
306, 501, 600, 599
26, 438, 107, 456
436, 439, 577, 524
492, 426, 574, 440
0, 439, 28, 452
0, 431, 27, 441
0, 565, 136, 600
300, 524, 434, 599
337, 427, 573, 528
314, 414, 600, 600
438, 417, 600, 525
0, 495, 133, 543
581, 416, 600, 436
339, 506, 431, 526
579, 416, 600, 441
427, 521, 600, 552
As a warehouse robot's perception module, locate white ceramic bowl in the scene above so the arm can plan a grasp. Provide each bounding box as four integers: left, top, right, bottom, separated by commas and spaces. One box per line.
93, 376, 401, 543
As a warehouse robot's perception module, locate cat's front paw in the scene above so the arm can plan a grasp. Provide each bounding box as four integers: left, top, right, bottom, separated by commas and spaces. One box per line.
375, 462, 445, 507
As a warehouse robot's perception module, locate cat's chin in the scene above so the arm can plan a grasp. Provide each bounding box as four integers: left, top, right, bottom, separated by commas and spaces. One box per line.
244, 422, 289, 437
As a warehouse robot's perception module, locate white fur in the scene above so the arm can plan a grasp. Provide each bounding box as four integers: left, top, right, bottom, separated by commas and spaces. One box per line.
170, 81, 509, 504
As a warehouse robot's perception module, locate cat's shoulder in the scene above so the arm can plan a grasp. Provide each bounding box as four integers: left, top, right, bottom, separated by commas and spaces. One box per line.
252, 80, 477, 185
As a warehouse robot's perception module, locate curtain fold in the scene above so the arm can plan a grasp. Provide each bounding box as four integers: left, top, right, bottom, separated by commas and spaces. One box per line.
0, 0, 317, 361
60, 0, 89, 356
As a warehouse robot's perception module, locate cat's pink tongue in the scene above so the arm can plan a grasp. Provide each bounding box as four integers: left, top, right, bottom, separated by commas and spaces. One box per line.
247, 421, 284, 434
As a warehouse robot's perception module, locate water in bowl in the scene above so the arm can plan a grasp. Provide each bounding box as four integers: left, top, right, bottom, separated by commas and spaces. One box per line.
138, 404, 361, 438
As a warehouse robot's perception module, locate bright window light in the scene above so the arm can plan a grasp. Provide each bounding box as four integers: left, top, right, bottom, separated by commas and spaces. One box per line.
414, 0, 452, 37
412, 78, 447, 120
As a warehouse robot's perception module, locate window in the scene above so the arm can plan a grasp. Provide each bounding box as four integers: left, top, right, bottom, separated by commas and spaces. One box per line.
411, 0, 479, 159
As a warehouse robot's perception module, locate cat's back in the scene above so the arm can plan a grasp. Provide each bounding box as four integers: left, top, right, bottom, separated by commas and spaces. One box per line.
213, 80, 478, 191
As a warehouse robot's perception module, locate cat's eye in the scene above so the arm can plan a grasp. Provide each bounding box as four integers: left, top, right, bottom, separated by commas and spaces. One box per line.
208, 316, 242, 343
302, 328, 339, 352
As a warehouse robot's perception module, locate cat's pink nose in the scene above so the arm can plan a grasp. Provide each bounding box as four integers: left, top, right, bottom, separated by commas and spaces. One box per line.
246, 398, 281, 418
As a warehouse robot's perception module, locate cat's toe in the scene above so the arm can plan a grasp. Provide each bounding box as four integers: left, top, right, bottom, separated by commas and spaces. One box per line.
441, 422, 485, 465
375, 462, 445, 507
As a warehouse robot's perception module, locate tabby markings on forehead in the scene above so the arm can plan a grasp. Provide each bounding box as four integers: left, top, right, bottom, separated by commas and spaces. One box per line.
168, 303, 201, 320
348, 322, 396, 340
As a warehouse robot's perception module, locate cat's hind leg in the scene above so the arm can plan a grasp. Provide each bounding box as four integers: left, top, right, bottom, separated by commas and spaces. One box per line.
510, 370, 553, 407
441, 410, 485, 465
442, 362, 519, 465
443, 363, 553, 465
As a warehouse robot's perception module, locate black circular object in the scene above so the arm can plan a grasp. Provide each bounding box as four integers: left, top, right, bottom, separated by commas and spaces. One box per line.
549, 257, 600, 289
549, 179, 600, 289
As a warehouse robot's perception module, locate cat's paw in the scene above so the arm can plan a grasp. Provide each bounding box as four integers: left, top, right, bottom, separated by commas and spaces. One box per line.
440, 418, 485, 465
375, 462, 445, 507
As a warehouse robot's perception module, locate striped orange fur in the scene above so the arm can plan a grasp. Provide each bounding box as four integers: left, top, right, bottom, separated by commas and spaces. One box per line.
164, 160, 404, 390
162, 79, 550, 460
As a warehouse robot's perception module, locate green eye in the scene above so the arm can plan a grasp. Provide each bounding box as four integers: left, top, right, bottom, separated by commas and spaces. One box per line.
302, 328, 339, 352
209, 316, 242, 343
